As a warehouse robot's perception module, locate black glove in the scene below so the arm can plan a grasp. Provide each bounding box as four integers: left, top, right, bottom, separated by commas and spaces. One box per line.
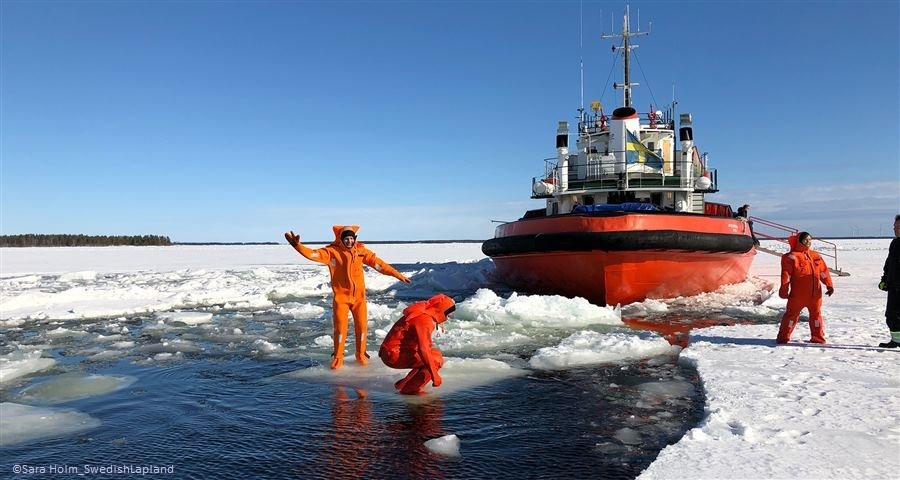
284, 231, 300, 247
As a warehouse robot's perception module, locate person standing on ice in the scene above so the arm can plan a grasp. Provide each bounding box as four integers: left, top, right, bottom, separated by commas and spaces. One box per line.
877, 214, 900, 348
284, 226, 410, 369
379, 294, 456, 395
776, 231, 834, 344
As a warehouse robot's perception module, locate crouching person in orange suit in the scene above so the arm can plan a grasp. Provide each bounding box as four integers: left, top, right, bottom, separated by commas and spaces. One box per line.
285, 225, 410, 369
379, 294, 456, 395
777, 231, 834, 344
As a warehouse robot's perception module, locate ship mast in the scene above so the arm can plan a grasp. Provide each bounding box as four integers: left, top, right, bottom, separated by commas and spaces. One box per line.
601, 5, 649, 108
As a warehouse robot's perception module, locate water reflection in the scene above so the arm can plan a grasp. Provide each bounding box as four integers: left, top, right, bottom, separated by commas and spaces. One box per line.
316, 387, 377, 478
623, 316, 750, 347
312, 386, 450, 479
384, 400, 448, 479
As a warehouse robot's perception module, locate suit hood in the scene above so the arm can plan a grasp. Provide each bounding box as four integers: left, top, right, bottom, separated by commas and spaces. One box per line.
331, 225, 359, 244
788, 233, 809, 253
426, 294, 456, 323
401, 294, 456, 323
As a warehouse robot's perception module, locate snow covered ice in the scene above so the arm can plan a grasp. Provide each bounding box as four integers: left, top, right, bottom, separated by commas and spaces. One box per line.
1, 240, 897, 478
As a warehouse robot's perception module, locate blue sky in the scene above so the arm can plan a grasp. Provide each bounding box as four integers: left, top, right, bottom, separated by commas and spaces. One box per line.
2, 0, 897, 242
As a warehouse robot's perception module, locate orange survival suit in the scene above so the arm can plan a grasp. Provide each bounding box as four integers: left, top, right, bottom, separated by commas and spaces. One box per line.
777, 233, 834, 344
285, 225, 410, 369
379, 294, 456, 395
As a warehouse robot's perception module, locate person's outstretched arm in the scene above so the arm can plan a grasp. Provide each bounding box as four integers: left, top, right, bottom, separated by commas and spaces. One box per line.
359, 247, 411, 283
284, 230, 330, 265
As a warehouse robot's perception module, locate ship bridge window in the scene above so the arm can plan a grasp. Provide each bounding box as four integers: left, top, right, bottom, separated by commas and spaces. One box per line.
609, 192, 636, 204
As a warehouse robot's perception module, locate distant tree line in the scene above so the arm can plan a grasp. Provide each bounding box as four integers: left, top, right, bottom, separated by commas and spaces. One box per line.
0, 234, 173, 247
174, 242, 279, 245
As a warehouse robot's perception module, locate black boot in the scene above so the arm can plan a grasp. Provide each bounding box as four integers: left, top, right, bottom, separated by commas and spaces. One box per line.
877, 340, 900, 348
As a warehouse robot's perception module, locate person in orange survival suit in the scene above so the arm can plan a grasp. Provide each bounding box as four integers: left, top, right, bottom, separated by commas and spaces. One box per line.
379, 294, 455, 395
777, 231, 835, 344
285, 225, 410, 369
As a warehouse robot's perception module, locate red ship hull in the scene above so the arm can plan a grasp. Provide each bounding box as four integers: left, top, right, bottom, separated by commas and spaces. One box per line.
483, 212, 756, 306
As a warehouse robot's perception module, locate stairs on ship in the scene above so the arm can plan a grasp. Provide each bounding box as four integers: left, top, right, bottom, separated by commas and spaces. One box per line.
690, 193, 706, 213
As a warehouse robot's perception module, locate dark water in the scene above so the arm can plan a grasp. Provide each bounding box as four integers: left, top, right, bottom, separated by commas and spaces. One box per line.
1, 355, 703, 480
0, 273, 728, 480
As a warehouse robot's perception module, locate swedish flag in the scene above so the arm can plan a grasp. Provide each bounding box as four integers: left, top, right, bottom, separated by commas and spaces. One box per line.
626, 130, 664, 169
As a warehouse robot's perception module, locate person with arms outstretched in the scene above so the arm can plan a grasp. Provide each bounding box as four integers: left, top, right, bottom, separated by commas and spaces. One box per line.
877, 214, 900, 348
285, 225, 410, 369
776, 231, 834, 344
379, 294, 456, 395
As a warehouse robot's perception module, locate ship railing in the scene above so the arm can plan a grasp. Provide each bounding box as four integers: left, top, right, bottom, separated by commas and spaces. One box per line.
533, 158, 718, 194
529, 157, 559, 199
577, 111, 676, 135
542, 157, 558, 180
750, 216, 848, 276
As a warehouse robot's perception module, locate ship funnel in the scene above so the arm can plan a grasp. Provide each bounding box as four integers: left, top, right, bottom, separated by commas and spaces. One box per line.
557, 121, 569, 192
611, 107, 640, 134
556, 121, 569, 154
609, 107, 640, 172
613, 107, 637, 118
679, 114, 694, 147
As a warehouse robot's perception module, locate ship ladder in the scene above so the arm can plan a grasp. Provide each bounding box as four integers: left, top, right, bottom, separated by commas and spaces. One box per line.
748, 216, 850, 277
